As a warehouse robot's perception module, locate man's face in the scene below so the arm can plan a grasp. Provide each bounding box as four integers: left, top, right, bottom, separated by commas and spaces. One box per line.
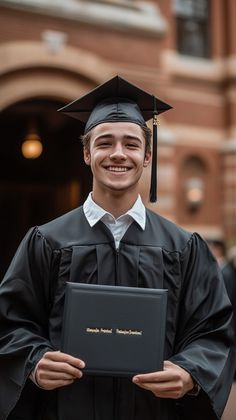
83, 122, 151, 196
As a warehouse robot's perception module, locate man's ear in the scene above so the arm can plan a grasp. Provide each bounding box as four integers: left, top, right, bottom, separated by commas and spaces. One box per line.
83, 147, 91, 166
143, 151, 151, 167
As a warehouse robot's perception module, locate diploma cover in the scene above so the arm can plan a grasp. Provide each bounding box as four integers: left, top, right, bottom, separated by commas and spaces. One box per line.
61, 283, 168, 377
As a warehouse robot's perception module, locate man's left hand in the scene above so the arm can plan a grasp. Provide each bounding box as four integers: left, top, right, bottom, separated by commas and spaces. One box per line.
132, 360, 194, 399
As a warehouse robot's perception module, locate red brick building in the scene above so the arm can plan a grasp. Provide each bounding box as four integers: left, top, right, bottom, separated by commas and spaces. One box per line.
0, 0, 236, 277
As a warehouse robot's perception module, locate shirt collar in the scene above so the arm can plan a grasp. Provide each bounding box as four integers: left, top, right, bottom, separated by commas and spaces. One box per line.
83, 192, 146, 230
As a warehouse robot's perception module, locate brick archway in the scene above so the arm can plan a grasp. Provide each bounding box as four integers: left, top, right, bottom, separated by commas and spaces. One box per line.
0, 40, 113, 109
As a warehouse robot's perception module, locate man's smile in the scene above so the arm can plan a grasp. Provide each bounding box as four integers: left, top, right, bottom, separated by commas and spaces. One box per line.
104, 166, 131, 173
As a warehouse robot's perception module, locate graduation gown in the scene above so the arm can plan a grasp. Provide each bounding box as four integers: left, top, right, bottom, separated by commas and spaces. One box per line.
0, 206, 234, 420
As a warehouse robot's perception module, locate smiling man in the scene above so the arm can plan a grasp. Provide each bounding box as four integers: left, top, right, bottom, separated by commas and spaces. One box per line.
83, 122, 151, 217
0, 76, 235, 420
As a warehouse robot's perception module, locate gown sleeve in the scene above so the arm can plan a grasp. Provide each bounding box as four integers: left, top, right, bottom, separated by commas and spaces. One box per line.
170, 233, 235, 420
0, 227, 59, 420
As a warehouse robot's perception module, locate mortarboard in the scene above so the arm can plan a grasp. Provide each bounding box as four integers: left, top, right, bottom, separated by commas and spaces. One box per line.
58, 75, 172, 202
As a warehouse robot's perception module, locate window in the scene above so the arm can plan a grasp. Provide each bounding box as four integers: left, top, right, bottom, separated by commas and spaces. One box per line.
174, 0, 210, 58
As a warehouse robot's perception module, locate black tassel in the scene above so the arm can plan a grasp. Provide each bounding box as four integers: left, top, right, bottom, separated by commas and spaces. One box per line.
149, 97, 158, 202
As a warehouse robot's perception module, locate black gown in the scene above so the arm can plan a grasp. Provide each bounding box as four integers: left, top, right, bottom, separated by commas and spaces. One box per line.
0, 207, 234, 420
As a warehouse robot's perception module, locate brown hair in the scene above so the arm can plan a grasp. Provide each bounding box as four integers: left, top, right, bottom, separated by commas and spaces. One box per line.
80, 124, 152, 156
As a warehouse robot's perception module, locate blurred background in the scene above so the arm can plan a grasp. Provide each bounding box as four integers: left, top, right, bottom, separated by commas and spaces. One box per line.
0, 0, 235, 416
1, 0, 236, 276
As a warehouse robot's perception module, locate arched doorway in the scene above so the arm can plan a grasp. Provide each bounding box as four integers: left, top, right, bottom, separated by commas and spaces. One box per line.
0, 40, 113, 279
0, 98, 92, 279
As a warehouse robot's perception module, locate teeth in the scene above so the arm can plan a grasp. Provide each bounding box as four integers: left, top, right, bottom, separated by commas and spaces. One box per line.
107, 166, 128, 172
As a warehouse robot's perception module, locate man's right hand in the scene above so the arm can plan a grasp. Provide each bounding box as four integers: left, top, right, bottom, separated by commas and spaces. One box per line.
35, 351, 85, 390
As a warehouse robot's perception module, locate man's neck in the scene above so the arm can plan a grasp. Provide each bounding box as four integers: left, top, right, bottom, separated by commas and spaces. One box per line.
92, 190, 139, 219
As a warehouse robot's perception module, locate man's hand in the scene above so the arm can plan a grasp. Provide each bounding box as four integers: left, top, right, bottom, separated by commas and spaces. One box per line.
132, 360, 194, 399
35, 351, 85, 390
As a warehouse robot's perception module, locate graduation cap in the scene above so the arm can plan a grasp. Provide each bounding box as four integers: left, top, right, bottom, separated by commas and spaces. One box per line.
58, 75, 172, 202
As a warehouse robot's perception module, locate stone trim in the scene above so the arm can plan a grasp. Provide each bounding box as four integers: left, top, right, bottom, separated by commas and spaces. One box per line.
0, 0, 168, 36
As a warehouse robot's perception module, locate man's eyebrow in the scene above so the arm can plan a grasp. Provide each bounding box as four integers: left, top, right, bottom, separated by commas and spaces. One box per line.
123, 135, 142, 143
93, 133, 114, 142
93, 133, 143, 143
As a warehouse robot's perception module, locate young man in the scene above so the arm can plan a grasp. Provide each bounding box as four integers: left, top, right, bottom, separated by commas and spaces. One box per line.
0, 76, 234, 420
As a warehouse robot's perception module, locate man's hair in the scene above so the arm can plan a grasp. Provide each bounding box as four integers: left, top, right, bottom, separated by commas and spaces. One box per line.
80, 124, 152, 156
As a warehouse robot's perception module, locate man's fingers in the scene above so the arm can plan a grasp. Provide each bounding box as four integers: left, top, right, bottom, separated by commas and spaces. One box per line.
133, 370, 175, 384
134, 380, 182, 399
132, 361, 194, 399
132, 361, 187, 384
163, 360, 175, 369
35, 351, 86, 390
43, 351, 85, 369
37, 359, 83, 378
37, 369, 82, 381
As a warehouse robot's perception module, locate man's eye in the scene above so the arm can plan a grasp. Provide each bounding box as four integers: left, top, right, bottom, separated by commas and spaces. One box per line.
127, 143, 139, 149
97, 142, 111, 147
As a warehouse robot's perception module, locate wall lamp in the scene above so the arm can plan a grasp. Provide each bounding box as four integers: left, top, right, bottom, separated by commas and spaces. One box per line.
21, 128, 43, 159
185, 177, 204, 210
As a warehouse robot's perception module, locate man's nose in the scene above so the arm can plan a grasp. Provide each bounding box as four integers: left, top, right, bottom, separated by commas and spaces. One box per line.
109, 144, 127, 160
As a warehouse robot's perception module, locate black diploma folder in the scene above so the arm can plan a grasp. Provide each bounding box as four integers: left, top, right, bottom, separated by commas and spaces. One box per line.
61, 283, 167, 377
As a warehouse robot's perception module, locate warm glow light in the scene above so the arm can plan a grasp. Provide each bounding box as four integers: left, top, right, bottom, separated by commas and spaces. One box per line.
187, 188, 204, 203
185, 178, 204, 209
21, 133, 43, 159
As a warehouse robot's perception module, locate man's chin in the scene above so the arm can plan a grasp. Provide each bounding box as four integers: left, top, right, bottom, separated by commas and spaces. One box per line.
104, 183, 138, 194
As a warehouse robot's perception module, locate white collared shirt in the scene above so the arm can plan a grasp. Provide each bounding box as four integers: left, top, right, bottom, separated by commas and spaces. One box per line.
83, 193, 146, 249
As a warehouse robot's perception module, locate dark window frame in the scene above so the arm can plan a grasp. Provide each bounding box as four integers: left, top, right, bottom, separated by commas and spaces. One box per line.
174, 0, 210, 58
